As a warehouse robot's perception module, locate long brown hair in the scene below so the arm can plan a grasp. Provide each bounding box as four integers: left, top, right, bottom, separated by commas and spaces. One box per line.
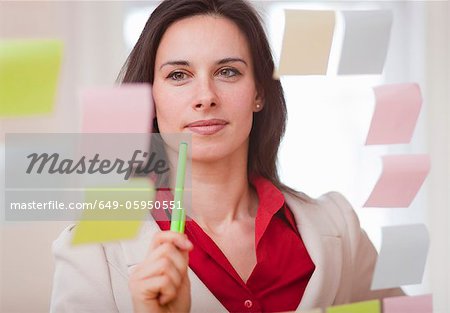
118, 0, 309, 201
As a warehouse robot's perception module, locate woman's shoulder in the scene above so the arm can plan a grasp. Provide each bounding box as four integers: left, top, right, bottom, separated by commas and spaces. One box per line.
284, 190, 355, 214
52, 222, 154, 274
53, 224, 101, 253
318, 191, 356, 217
52, 223, 112, 273
283, 190, 361, 237
50, 224, 121, 313
53, 224, 80, 254
277, 180, 354, 214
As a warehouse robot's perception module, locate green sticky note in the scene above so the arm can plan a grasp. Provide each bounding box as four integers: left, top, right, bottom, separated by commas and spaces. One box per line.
72, 178, 155, 245
326, 300, 380, 313
0, 39, 63, 116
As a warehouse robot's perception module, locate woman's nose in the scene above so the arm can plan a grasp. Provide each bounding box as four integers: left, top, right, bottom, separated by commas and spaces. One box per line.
193, 77, 218, 110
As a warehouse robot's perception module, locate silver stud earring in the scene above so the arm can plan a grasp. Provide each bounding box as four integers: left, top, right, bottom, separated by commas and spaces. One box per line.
256, 104, 261, 110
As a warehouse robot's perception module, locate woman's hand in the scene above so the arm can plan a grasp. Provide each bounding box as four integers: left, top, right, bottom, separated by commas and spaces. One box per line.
129, 231, 193, 313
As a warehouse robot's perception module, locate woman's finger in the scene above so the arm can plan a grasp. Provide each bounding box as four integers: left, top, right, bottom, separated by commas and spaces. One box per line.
135, 275, 178, 305
145, 242, 189, 273
133, 256, 183, 289
147, 231, 193, 256
133, 242, 188, 279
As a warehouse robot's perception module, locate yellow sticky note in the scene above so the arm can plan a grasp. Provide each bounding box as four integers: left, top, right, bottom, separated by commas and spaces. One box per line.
277, 10, 335, 76
327, 300, 380, 313
0, 39, 63, 116
72, 178, 155, 245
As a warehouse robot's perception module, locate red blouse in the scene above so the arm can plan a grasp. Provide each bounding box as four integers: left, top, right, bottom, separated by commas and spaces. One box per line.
152, 176, 315, 313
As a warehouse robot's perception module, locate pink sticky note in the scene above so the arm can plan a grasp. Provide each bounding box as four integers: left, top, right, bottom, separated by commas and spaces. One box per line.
79, 85, 154, 184
81, 84, 153, 133
366, 83, 422, 145
364, 154, 430, 207
383, 294, 433, 313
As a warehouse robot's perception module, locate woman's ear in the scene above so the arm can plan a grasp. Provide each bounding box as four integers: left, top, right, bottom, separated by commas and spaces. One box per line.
254, 90, 264, 112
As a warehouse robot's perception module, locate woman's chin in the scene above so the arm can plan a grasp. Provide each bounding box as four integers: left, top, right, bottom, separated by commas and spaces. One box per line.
190, 147, 228, 163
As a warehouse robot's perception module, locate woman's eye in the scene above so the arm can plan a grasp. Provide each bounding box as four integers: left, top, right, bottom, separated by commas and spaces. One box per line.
218, 68, 241, 78
168, 71, 187, 81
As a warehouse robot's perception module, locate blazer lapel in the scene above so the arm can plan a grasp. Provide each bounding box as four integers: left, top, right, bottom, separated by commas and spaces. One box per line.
284, 192, 343, 310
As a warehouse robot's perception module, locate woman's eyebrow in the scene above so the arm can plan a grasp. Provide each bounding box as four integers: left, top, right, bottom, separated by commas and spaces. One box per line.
160, 60, 190, 70
159, 58, 247, 70
217, 57, 247, 66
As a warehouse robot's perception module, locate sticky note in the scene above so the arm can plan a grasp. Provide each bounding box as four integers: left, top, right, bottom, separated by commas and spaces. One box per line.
276, 10, 335, 76
383, 294, 433, 313
366, 83, 422, 145
327, 300, 380, 313
81, 84, 153, 133
0, 39, 63, 116
278, 309, 323, 313
364, 154, 430, 208
338, 10, 392, 75
79, 84, 154, 169
72, 178, 155, 245
371, 224, 429, 290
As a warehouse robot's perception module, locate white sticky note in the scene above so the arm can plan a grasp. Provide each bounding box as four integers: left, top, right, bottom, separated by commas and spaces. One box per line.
338, 10, 393, 75
371, 224, 429, 290
277, 10, 335, 76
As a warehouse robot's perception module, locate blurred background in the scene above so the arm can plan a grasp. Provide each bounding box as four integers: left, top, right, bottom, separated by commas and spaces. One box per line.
0, 1, 448, 312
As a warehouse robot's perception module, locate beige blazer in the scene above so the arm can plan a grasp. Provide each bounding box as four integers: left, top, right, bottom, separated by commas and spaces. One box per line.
50, 191, 403, 313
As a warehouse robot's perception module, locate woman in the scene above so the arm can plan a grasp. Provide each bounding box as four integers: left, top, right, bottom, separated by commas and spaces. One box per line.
50, 0, 403, 312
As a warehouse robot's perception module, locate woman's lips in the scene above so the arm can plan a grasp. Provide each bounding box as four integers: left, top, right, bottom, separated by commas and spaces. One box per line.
187, 124, 227, 135
186, 119, 228, 135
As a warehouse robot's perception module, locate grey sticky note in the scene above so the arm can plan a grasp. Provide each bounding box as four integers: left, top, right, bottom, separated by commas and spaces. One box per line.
371, 224, 429, 290
338, 10, 393, 75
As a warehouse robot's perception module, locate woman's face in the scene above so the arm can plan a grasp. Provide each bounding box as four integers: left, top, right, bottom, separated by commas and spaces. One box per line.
152, 15, 263, 162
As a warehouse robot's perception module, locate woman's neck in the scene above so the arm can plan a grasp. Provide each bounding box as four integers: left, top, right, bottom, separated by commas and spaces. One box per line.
167, 143, 258, 234
190, 162, 258, 233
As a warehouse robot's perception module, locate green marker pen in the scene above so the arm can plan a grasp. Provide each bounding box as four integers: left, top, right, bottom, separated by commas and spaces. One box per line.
170, 142, 188, 233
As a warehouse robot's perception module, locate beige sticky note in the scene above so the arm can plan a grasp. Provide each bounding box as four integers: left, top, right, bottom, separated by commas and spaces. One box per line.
277, 10, 335, 76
